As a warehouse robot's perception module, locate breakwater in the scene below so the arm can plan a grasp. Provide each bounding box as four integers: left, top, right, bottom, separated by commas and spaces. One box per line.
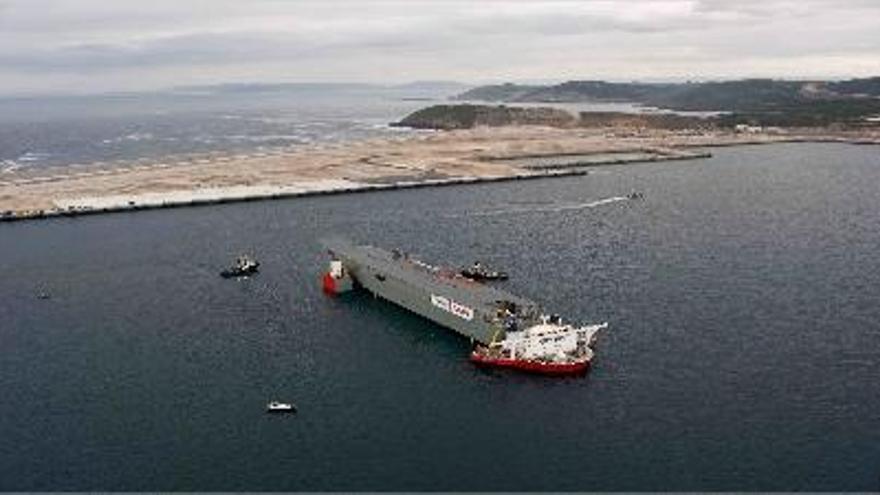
0, 146, 717, 223
0, 168, 594, 223
3, 126, 877, 224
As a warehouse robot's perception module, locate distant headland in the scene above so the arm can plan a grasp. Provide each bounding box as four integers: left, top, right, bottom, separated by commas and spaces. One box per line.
2, 77, 879, 223
393, 104, 713, 131
453, 77, 880, 128
392, 104, 577, 130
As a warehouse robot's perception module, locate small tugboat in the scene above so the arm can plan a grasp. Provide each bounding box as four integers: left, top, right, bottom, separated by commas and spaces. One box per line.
220, 255, 260, 278
470, 319, 608, 375
627, 190, 645, 200
460, 261, 508, 282
266, 401, 297, 413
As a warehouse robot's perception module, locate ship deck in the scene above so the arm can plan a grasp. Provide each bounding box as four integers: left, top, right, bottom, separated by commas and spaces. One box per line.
323, 238, 540, 314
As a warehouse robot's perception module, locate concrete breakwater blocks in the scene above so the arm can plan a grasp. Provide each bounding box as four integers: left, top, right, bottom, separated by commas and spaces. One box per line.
0, 168, 593, 222
50, 171, 590, 213
51, 180, 367, 211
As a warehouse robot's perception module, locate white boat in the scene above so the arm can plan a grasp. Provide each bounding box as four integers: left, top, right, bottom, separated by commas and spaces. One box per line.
266, 401, 297, 413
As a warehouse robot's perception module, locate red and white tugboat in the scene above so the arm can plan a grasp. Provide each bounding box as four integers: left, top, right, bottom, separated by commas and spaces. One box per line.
470, 318, 608, 375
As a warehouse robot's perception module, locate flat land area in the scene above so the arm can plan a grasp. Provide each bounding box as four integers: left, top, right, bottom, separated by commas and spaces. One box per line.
1, 126, 877, 219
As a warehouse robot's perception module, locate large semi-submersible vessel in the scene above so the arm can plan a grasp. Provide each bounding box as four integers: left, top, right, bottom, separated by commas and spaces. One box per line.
321, 238, 608, 375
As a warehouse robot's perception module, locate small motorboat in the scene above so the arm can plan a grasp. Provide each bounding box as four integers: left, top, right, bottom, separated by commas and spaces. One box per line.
266, 401, 297, 413
460, 261, 508, 282
220, 255, 260, 278
627, 191, 645, 200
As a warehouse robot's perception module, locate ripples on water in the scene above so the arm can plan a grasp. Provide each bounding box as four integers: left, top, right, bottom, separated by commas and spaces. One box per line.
0, 87, 431, 171
1, 143, 879, 491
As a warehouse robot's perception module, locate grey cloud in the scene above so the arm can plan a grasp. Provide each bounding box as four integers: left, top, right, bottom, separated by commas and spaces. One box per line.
694, 0, 880, 19
0, 33, 309, 71
0, 0, 877, 94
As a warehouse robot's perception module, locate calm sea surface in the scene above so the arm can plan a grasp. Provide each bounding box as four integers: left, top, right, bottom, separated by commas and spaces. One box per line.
1, 143, 879, 491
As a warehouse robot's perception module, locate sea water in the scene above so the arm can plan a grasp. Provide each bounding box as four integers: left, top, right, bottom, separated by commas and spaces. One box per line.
1, 143, 879, 490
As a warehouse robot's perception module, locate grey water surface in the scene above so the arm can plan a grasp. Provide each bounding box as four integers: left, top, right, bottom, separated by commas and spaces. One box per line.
0, 86, 426, 171
1, 143, 878, 491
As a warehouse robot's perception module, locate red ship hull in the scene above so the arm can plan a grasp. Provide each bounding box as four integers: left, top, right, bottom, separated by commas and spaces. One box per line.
470, 352, 590, 375
322, 272, 337, 294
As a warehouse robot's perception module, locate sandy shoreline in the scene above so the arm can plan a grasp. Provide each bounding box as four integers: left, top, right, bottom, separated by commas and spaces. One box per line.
1, 126, 878, 222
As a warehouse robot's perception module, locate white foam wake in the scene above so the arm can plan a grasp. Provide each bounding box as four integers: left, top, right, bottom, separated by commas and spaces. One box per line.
461, 196, 630, 218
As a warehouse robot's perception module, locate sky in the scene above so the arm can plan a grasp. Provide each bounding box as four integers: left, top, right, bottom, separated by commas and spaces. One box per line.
0, 0, 878, 95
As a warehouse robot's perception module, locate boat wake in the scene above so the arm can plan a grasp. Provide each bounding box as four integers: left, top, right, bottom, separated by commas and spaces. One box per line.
456, 196, 630, 218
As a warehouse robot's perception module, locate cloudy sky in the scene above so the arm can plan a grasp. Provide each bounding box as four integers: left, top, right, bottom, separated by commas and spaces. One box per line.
0, 0, 878, 95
